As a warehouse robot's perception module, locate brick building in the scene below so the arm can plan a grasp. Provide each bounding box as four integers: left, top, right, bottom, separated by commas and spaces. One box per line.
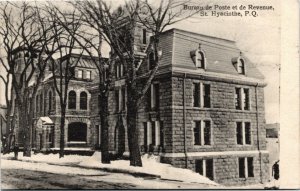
12, 26, 269, 185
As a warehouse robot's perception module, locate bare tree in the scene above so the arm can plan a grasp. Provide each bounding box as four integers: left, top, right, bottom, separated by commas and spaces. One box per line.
43, 4, 88, 158
69, 0, 197, 166
0, 2, 58, 156
56, 2, 113, 163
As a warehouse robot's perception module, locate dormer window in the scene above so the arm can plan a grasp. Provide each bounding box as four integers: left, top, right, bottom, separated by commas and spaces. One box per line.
190, 44, 206, 69
196, 51, 205, 68
78, 70, 83, 79
86, 71, 91, 80
237, 58, 245, 74
232, 52, 246, 75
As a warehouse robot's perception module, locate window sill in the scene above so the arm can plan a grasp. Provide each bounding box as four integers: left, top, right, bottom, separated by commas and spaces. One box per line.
193, 145, 213, 148
67, 141, 87, 144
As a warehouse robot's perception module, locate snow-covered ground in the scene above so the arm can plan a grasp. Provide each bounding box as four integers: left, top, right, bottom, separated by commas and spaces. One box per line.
1, 152, 219, 189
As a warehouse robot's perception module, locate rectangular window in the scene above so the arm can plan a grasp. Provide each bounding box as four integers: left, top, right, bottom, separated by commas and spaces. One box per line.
193, 120, 211, 146
160, 121, 164, 147
203, 84, 210, 108
239, 157, 254, 178
236, 122, 243, 145
115, 64, 120, 79
193, 83, 211, 108
96, 125, 100, 146
142, 29, 147, 44
193, 121, 201, 145
245, 122, 251, 144
235, 88, 241, 110
121, 87, 126, 111
115, 90, 119, 112
193, 83, 200, 107
151, 83, 159, 110
86, 71, 91, 80
195, 159, 214, 180
243, 88, 250, 110
236, 122, 251, 145
78, 70, 83, 79
235, 87, 250, 110
144, 121, 161, 149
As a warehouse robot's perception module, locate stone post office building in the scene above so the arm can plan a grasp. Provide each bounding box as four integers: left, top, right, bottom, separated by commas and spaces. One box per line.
12, 27, 269, 185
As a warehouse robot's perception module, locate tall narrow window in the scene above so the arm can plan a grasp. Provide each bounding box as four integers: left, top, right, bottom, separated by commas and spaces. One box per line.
193, 121, 201, 145
151, 122, 156, 146
96, 125, 100, 146
142, 29, 147, 44
193, 83, 200, 107
195, 50, 205, 68
115, 90, 119, 112
235, 88, 241, 110
203, 84, 210, 108
238, 157, 245, 178
40, 94, 43, 114
48, 91, 52, 112
149, 52, 155, 70
195, 159, 214, 180
236, 122, 243, 145
68, 91, 76, 109
121, 87, 126, 111
151, 83, 159, 110
245, 122, 251, 144
237, 59, 245, 74
204, 121, 211, 145
80, 92, 87, 110
243, 88, 250, 110
36, 95, 39, 114
160, 121, 164, 147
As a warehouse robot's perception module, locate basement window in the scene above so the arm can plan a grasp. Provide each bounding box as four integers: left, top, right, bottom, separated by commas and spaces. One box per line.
238, 157, 254, 178
195, 159, 214, 180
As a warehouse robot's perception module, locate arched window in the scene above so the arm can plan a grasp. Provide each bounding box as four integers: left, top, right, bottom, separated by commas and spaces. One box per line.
48, 91, 52, 112
68, 91, 76, 109
196, 50, 205, 68
149, 52, 155, 70
80, 92, 87, 110
237, 59, 245, 74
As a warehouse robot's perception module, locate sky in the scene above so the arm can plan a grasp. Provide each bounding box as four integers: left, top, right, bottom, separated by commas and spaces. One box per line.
0, 0, 280, 124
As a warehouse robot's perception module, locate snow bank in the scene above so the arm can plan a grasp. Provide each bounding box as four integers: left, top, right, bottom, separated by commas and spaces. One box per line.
1, 152, 90, 164
1, 152, 218, 186
79, 153, 218, 185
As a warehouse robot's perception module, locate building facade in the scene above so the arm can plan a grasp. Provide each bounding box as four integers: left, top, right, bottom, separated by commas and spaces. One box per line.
13, 26, 269, 185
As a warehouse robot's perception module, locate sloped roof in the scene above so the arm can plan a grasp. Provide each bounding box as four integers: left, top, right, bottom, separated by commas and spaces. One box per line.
39, 117, 54, 125
161, 28, 265, 80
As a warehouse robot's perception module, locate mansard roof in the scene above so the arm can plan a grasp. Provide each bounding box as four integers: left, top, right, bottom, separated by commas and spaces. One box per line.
160, 28, 265, 80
